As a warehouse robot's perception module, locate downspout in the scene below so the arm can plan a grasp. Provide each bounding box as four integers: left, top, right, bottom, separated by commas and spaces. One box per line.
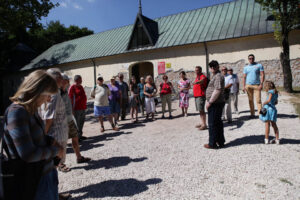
91, 58, 96, 86
204, 42, 210, 79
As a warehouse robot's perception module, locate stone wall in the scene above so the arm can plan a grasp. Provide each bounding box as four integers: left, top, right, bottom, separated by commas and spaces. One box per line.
220, 58, 300, 88
154, 58, 300, 95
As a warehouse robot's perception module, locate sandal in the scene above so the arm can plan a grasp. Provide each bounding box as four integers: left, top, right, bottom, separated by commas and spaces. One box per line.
58, 164, 71, 172
59, 193, 71, 200
77, 156, 91, 164
100, 126, 105, 133
198, 125, 207, 130
195, 124, 202, 128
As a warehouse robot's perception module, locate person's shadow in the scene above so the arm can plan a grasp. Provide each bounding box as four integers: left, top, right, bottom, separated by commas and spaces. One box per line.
67, 178, 162, 199
71, 156, 148, 170
225, 135, 300, 148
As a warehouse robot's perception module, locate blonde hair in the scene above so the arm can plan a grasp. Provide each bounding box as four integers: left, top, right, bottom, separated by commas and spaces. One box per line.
264, 80, 278, 94
10, 70, 58, 114
145, 75, 153, 83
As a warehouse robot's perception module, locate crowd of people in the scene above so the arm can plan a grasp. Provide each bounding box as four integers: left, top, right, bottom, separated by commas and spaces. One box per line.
1, 54, 280, 200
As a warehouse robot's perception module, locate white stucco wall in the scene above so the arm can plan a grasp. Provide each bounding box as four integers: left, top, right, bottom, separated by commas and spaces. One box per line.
58, 30, 300, 88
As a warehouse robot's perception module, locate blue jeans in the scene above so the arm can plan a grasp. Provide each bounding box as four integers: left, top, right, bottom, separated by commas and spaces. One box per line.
35, 169, 59, 200
208, 103, 225, 147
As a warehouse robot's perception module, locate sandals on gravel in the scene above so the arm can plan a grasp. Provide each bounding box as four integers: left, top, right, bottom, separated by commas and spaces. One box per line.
198, 125, 207, 130
58, 164, 71, 172
77, 156, 91, 164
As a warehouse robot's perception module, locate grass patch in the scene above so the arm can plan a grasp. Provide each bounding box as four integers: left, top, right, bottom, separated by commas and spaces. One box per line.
277, 87, 300, 118
279, 178, 293, 186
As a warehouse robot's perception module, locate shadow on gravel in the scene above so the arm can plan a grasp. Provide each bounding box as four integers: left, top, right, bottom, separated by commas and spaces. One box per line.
119, 122, 146, 129
71, 156, 147, 170
223, 120, 244, 130
66, 131, 132, 153
225, 135, 300, 148
277, 113, 299, 119
66, 143, 104, 154
68, 178, 162, 199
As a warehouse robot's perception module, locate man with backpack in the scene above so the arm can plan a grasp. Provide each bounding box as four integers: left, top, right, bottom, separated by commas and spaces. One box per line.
193, 66, 208, 130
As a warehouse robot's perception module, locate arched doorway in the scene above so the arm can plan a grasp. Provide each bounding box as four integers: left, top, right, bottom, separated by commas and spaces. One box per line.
130, 62, 154, 83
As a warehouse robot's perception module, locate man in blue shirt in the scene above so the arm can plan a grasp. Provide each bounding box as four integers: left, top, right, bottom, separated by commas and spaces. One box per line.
243, 54, 265, 118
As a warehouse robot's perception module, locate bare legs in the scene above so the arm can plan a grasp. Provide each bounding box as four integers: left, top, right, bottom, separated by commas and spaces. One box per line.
181, 107, 188, 116
200, 110, 207, 127
98, 115, 119, 132
130, 107, 138, 122
265, 121, 279, 143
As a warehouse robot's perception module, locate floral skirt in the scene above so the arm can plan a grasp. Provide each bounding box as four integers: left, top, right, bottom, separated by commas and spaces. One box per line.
179, 92, 189, 108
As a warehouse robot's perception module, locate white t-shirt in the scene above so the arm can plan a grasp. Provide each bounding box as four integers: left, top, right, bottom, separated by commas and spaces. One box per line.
224, 74, 233, 89
91, 85, 110, 107
230, 74, 239, 93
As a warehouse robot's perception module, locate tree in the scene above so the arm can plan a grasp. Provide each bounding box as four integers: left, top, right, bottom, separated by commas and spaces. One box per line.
0, 0, 58, 69
29, 21, 94, 54
255, 0, 300, 93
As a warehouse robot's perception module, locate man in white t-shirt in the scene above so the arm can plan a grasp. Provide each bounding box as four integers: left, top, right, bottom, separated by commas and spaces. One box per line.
228, 68, 239, 114
221, 67, 233, 123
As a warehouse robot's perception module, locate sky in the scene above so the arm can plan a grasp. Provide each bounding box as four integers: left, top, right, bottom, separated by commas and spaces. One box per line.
42, 0, 233, 33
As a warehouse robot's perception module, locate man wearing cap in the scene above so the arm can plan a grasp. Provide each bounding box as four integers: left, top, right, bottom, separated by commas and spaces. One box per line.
243, 54, 265, 118
61, 73, 91, 164
228, 68, 239, 114
69, 75, 87, 140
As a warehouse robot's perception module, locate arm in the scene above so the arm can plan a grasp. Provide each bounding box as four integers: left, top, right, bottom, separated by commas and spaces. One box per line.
243, 74, 247, 92
225, 83, 233, 89
44, 119, 53, 134
6, 108, 58, 162
153, 84, 157, 95
263, 93, 272, 106
259, 71, 265, 90
193, 77, 205, 85
90, 87, 96, 99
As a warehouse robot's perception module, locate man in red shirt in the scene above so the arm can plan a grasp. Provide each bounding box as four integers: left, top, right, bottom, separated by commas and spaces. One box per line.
193, 66, 208, 130
69, 75, 87, 140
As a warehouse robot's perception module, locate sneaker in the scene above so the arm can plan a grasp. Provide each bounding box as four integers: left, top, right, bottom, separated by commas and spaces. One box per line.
275, 139, 280, 145
264, 139, 269, 144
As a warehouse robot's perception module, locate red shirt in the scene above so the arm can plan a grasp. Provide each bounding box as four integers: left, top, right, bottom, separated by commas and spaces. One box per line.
68, 84, 87, 110
160, 82, 172, 95
193, 74, 207, 97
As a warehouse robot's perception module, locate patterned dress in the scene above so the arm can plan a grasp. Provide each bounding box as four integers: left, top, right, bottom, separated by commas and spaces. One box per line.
178, 79, 190, 108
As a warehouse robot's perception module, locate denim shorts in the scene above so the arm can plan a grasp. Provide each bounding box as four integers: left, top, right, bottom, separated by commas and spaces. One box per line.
94, 105, 111, 117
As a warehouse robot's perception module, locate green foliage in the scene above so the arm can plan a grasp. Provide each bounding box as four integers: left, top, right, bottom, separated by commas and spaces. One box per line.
29, 21, 94, 54
0, 1, 94, 70
255, 0, 300, 42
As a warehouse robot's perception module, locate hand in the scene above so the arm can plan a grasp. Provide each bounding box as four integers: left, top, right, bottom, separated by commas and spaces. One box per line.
206, 101, 211, 110
243, 87, 246, 93
258, 84, 263, 91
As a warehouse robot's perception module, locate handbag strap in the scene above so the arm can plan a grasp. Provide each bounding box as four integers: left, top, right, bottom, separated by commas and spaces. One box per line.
1, 108, 12, 160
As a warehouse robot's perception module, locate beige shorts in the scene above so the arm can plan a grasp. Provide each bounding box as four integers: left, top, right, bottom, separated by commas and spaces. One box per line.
68, 120, 78, 139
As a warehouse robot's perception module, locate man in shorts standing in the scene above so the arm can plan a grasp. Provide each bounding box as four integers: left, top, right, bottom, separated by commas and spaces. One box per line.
61, 74, 91, 164
193, 66, 208, 130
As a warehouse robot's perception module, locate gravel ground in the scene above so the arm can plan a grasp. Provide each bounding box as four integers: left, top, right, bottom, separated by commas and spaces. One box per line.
59, 93, 300, 200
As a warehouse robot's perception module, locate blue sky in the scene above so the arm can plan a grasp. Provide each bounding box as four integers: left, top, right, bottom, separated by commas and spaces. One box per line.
42, 0, 233, 33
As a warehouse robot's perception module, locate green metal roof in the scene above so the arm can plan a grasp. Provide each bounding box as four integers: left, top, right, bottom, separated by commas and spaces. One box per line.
22, 0, 273, 71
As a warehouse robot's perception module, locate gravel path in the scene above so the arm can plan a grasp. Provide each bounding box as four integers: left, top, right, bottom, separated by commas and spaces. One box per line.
59, 93, 300, 200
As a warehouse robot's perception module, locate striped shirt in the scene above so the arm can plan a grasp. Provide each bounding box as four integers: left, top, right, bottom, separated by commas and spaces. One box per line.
40, 93, 68, 143
3, 103, 58, 174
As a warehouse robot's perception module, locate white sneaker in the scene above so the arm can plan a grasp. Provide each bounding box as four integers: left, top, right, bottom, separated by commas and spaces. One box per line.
264, 139, 269, 144
275, 139, 280, 145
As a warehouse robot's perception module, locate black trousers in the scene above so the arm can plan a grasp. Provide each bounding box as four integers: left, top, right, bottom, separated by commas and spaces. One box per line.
208, 102, 225, 147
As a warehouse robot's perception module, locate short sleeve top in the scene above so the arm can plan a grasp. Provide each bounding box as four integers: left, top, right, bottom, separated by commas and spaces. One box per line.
193, 74, 207, 97
206, 72, 225, 103
243, 63, 264, 85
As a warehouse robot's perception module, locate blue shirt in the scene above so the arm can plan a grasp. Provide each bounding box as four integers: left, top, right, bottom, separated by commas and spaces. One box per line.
243, 63, 264, 85
137, 83, 144, 98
